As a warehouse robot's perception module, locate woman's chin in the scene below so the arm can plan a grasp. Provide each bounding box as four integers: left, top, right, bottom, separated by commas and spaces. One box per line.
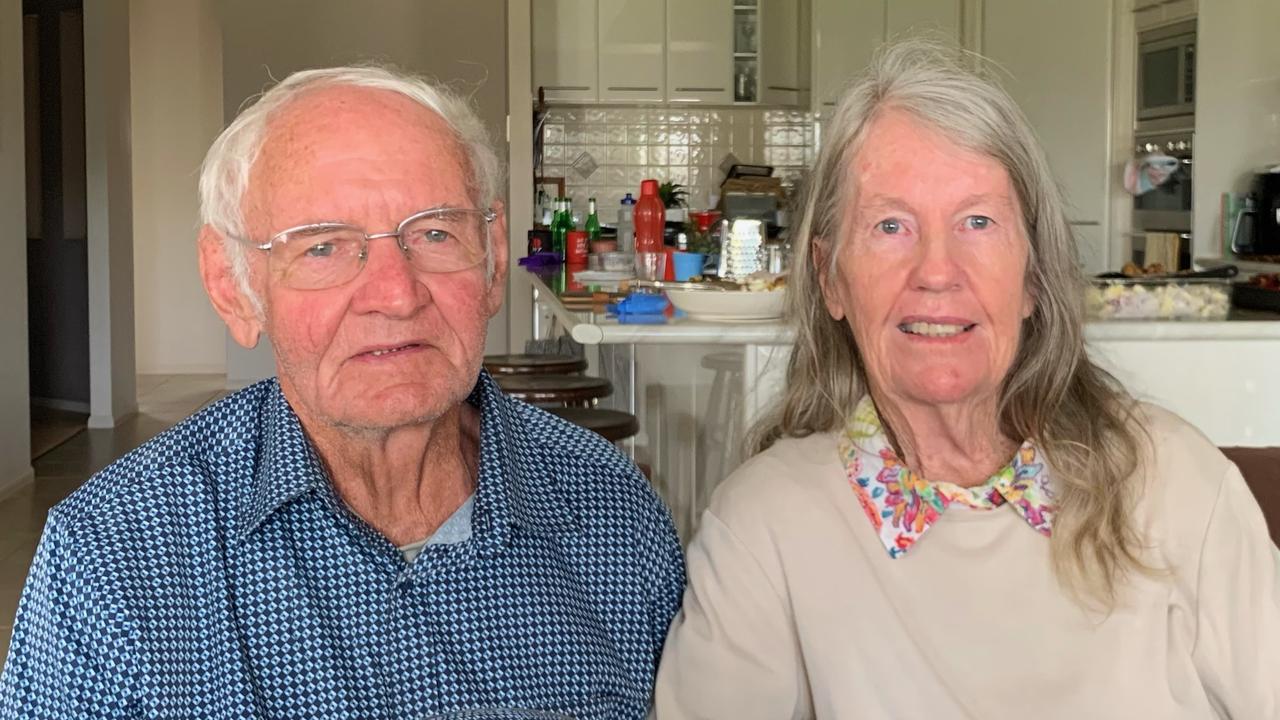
892, 368, 991, 407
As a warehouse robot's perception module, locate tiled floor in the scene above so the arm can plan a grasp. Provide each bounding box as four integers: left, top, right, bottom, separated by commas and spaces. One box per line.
0, 374, 227, 665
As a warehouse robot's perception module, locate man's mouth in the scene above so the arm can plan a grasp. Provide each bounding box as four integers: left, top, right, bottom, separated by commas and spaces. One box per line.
359, 343, 422, 358
897, 321, 977, 338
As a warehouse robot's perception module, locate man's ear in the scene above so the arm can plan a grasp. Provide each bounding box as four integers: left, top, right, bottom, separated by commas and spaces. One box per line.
198, 225, 264, 348
812, 236, 846, 322
484, 202, 510, 317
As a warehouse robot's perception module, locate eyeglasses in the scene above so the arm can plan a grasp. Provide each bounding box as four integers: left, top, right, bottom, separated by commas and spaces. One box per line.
245, 206, 497, 290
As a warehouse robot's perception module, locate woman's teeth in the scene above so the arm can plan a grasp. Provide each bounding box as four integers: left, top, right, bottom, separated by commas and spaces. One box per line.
899, 322, 973, 337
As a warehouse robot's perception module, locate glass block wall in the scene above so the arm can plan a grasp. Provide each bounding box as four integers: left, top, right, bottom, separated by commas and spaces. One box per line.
537, 107, 816, 223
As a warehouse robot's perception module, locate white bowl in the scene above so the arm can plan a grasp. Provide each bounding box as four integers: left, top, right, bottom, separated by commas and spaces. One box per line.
665, 287, 786, 322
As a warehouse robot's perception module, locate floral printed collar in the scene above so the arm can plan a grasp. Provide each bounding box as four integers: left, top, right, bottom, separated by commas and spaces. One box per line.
837, 395, 1055, 558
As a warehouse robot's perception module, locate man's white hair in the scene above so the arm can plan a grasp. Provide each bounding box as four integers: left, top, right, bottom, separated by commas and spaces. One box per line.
198, 65, 504, 309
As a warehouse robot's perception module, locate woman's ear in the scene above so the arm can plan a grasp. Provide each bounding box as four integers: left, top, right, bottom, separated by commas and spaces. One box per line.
197, 225, 264, 349
812, 237, 847, 322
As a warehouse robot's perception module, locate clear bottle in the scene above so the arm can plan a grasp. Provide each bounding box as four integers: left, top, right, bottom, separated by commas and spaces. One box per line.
617, 193, 637, 252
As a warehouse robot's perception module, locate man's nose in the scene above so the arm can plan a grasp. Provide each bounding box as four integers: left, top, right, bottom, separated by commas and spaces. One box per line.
349, 235, 429, 317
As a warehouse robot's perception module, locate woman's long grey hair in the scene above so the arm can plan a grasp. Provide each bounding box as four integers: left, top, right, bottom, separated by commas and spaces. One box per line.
749, 39, 1148, 604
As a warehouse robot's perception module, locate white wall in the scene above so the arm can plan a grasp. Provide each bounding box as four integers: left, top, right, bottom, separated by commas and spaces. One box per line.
130, 0, 226, 374
84, 0, 138, 427
0, 0, 34, 494
1194, 0, 1280, 259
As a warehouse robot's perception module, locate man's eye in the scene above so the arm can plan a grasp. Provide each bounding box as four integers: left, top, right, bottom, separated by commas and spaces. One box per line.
304, 242, 337, 258
423, 228, 453, 243
964, 215, 993, 230
876, 219, 901, 234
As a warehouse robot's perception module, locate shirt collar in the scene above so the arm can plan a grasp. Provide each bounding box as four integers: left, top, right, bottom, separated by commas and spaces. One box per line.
236, 373, 580, 551
837, 395, 1055, 559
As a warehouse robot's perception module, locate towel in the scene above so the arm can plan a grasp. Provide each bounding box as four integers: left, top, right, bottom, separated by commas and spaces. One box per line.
1124, 154, 1181, 196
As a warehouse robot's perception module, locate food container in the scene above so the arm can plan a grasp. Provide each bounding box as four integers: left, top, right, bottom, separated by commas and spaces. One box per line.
1085, 278, 1232, 320
597, 251, 634, 273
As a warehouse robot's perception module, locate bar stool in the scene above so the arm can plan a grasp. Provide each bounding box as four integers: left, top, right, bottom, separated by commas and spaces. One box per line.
547, 407, 640, 443
495, 374, 612, 408
697, 351, 745, 524
483, 353, 587, 376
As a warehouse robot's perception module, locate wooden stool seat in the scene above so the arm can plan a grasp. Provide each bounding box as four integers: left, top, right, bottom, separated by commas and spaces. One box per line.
495, 374, 612, 406
484, 353, 587, 376
548, 407, 639, 443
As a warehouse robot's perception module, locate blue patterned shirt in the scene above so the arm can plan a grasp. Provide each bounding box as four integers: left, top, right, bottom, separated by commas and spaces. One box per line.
0, 374, 685, 718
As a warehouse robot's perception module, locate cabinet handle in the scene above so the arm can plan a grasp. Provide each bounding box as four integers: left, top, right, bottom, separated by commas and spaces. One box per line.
543, 85, 590, 91
675, 87, 727, 93
767, 85, 803, 92
1068, 220, 1101, 226
607, 86, 659, 92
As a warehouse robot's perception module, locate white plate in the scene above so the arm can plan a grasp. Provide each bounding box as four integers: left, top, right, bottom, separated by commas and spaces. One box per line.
665, 287, 785, 322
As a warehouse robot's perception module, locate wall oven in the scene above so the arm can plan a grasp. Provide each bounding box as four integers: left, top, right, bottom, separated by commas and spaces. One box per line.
1132, 130, 1193, 233
1137, 20, 1196, 123
1131, 130, 1193, 269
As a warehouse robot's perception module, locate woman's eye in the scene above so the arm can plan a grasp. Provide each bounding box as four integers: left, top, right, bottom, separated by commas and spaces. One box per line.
876, 219, 902, 235
964, 215, 993, 230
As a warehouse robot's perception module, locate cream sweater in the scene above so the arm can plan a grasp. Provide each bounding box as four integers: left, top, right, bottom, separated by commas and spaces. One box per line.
653, 405, 1280, 719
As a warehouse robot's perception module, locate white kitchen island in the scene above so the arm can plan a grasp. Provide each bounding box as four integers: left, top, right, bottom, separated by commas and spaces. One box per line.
529, 272, 1280, 539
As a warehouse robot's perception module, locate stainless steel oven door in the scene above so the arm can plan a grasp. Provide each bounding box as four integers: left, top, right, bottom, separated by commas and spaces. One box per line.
1132, 134, 1193, 233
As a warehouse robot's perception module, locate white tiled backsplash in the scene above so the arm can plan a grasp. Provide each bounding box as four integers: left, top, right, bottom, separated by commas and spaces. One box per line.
537, 107, 816, 223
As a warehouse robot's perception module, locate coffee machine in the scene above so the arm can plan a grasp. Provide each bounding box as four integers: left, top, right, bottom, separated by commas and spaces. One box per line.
1232, 169, 1280, 256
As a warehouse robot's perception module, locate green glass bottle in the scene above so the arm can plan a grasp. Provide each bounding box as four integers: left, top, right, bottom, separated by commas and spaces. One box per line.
551, 198, 568, 255
585, 197, 601, 243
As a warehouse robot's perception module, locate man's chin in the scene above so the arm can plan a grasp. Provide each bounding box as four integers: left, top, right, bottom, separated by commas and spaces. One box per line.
323, 385, 465, 433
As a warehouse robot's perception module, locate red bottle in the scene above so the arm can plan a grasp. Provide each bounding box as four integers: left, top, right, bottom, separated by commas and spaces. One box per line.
633, 179, 666, 254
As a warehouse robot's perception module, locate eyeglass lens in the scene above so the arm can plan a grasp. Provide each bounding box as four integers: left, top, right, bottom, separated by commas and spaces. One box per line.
270, 209, 489, 290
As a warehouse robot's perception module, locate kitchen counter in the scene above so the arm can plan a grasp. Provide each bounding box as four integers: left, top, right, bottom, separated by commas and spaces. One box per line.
531, 271, 1280, 345
528, 270, 1280, 539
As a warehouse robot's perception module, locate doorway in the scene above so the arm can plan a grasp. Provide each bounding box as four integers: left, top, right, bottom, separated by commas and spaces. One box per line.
23, 0, 89, 459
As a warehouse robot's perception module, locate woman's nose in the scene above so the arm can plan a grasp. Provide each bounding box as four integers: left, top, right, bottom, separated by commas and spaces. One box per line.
909, 226, 963, 292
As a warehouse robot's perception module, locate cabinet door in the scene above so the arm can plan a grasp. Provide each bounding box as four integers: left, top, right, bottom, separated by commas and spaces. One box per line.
599, 0, 665, 102
760, 0, 810, 106
885, 0, 961, 43
532, 0, 598, 102
811, 0, 883, 111
983, 0, 1111, 270
667, 1, 733, 103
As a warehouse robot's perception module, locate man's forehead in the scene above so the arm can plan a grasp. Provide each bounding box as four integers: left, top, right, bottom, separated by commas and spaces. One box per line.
258, 86, 456, 164
243, 85, 469, 224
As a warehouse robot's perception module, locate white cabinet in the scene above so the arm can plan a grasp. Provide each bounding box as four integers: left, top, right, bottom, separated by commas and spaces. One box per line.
885, 0, 961, 44
532, 0, 598, 103
1134, 0, 1197, 31
598, 0, 665, 103
811, 0, 884, 110
760, 0, 811, 106
982, 0, 1111, 272
666, 1, 734, 104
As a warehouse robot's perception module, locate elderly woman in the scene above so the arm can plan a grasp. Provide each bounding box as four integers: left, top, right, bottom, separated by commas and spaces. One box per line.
653, 41, 1279, 718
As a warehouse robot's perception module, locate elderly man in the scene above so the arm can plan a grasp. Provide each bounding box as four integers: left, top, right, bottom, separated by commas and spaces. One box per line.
0, 67, 684, 718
